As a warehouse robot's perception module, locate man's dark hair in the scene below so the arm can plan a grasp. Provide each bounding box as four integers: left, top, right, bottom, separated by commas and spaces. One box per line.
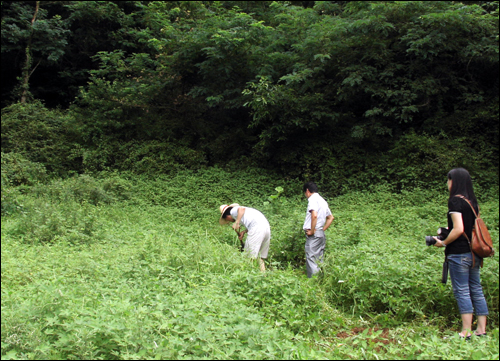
303, 182, 318, 193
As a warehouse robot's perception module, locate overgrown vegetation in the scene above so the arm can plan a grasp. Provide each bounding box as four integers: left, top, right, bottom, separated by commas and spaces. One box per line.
1, 168, 499, 359
2, 1, 499, 359
1, 1, 498, 190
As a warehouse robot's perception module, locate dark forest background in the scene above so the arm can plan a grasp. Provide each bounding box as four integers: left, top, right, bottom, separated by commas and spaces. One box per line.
2, 1, 499, 194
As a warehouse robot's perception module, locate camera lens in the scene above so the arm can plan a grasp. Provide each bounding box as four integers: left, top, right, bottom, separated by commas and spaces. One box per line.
425, 236, 436, 246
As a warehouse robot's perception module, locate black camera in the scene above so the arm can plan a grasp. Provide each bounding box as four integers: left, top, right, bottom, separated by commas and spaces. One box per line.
425, 227, 449, 246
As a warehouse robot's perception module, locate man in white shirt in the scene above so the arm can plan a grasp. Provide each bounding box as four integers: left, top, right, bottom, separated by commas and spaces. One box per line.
219, 203, 271, 272
303, 182, 334, 278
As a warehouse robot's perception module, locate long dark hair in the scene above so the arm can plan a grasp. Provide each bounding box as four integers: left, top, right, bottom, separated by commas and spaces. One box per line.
447, 168, 478, 211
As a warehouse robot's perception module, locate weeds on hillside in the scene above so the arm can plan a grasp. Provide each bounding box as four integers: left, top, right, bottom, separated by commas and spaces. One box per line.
1, 169, 499, 359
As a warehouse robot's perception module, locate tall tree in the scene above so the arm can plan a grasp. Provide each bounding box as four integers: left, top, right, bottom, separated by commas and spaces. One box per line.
19, 0, 39, 103
1, 1, 70, 104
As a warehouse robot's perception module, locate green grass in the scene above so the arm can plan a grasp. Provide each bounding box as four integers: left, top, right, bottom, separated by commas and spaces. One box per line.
1, 168, 499, 359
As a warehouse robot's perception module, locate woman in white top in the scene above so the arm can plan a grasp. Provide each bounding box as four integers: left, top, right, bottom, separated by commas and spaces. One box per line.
219, 203, 271, 272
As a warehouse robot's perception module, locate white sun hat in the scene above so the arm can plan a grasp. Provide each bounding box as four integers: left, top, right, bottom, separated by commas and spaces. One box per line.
219, 203, 239, 224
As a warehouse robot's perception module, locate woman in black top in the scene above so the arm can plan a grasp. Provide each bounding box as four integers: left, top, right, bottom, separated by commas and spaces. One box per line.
433, 168, 489, 338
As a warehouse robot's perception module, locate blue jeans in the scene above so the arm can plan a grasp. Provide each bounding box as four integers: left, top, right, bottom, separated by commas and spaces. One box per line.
448, 253, 489, 316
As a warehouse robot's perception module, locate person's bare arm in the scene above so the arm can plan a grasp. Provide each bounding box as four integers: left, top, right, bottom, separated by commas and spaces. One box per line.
323, 214, 334, 231
434, 213, 463, 247
306, 210, 318, 236
232, 207, 246, 231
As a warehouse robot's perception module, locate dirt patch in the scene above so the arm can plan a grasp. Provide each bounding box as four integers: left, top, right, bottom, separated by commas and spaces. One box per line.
336, 327, 396, 347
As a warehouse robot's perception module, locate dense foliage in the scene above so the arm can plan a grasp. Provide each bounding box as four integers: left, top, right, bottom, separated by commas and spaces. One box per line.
2, 2, 499, 358
1, 1, 499, 191
1, 169, 499, 359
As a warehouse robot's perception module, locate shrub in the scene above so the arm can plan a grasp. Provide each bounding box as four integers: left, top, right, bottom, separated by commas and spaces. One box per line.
81, 139, 207, 174
1, 152, 47, 186
1, 101, 81, 176
1, 174, 20, 216
12, 198, 102, 245
30, 173, 133, 206
388, 131, 493, 189
1, 152, 48, 216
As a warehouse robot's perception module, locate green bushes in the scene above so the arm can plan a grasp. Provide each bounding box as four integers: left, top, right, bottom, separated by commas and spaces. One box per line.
35, 174, 133, 205
1, 101, 210, 177
2, 98, 497, 195
11, 199, 102, 245
80, 139, 208, 174
2, 1, 499, 193
1, 102, 81, 176
1, 169, 499, 359
388, 131, 498, 189
3, 173, 135, 244
1, 152, 47, 187
1, 152, 48, 216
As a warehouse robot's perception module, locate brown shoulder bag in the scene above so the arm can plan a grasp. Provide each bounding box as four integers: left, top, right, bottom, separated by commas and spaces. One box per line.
455, 195, 495, 267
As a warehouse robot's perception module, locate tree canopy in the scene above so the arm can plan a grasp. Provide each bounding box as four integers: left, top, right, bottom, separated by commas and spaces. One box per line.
2, 1, 499, 192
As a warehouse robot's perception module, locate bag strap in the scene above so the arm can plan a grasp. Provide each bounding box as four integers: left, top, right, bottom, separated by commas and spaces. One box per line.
454, 195, 482, 268
454, 195, 479, 218
460, 231, 483, 268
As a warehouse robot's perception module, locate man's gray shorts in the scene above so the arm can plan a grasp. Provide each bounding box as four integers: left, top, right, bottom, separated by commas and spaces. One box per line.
305, 230, 325, 278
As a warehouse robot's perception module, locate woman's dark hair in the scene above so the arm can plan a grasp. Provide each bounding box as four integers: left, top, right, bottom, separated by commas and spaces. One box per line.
222, 207, 233, 219
303, 182, 318, 193
447, 168, 478, 210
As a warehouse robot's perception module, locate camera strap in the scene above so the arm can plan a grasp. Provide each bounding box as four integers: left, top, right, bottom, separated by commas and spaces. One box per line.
442, 255, 449, 284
